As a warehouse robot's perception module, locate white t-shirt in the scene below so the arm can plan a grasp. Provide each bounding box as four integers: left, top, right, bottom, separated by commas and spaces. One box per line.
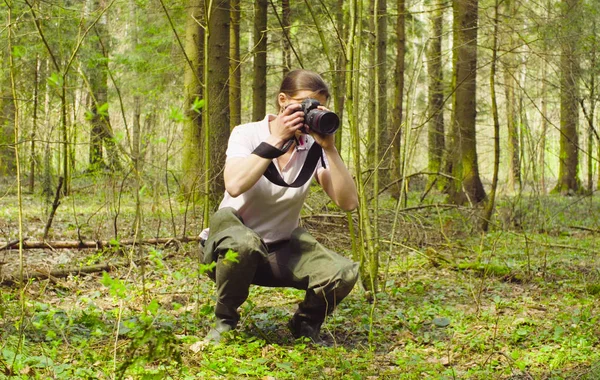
214, 115, 327, 244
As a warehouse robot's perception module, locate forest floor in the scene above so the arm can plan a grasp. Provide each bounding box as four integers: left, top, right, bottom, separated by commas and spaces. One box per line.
1, 176, 599, 379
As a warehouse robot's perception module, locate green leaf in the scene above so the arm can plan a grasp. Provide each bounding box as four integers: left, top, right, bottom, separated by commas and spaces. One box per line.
47, 72, 63, 88
11, 45, 26, 58
97, 102, 109, 117
146, 299, 160, 316
224, 249, 239, 264
191, 97, 205, 113
169, 107, 185, 122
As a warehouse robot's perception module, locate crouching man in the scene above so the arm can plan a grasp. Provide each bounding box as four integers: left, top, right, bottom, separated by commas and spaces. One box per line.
201, 69, 359, 344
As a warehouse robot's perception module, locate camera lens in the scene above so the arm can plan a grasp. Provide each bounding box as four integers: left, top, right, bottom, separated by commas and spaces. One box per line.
306, 109, 340, 135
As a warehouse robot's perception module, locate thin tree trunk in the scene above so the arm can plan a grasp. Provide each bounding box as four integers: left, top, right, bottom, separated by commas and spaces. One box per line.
482, 0, 500, 232
182, 0, 205, 198
449, 0, 485, 205
426, 0, 445, 189
540, 1, 549, 194
390, 0, 405, 199
205, 0, 230, 215
230, 0, 242, 129
587, 20, 596, 192
553, 0, 581, 194
0, 48, 16, 177
252, 0, 268, 121
334, 0, 346, 153
30, 55, 41, 193
281, 0, 291, 75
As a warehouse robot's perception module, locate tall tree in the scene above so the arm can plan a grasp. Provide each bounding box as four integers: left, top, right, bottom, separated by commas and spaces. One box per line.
390, 0, 405, 197
204, 0, 230, 217
0, 50, 16, 177
553, 0, 582, 194
502, 0, 521, 192
230, 0, 241, 128
333, 0, 346, 153
281, 0, 291, 75
481, 0, 501, 232
252, 0, 268, 121
86, 0, 121, 171
447, 0, 486, 204
182, 0, 204, 198
426, 0, 445, 188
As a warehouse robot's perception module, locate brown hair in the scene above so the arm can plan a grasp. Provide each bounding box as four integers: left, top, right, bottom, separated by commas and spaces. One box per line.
277, 69, 330, 109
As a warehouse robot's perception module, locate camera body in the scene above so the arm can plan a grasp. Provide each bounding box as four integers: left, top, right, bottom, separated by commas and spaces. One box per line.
299, 98, 340, 135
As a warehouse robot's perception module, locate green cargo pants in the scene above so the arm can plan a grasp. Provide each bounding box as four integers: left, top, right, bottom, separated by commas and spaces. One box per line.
202, 207, 359, 329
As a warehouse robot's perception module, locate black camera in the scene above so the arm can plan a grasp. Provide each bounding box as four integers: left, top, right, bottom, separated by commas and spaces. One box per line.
299, 98, 340, 135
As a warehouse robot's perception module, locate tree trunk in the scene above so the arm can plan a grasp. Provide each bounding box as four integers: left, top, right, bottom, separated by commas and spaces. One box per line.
481, 0, 501, 232
540, 2, 549, 194
367, 1, 376, 175
586, 20, 596, 192
230, 0, 242, 129
448, 0, 486, 205
281, 0, 291, 75
334, 0, 346, 153
206, 0, 230, 208
86, 0, 113, 171
502, 0, 521, 193
181, 0, 205, 198
389, 0, 405, 198
553, 0, 581, 195
0, 46, 16, 177
30, 55, 42, 193
426, 0, 445, 189
252, 0, 268, 121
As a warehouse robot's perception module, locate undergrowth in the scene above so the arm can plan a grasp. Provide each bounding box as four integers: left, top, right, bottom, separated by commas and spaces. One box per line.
0, 178, 599, 379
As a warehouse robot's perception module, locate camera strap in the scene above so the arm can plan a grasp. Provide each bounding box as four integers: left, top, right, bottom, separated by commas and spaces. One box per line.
252, 140, 326, 188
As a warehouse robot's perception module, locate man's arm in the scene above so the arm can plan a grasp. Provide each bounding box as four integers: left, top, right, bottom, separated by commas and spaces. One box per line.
224, 105, 305, 197
316, 145, 358, 211
224, 135, 283, 197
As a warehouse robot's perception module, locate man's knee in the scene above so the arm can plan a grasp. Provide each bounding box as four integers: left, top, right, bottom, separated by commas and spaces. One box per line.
210, 207, 243, 232
338, 262, 359, 295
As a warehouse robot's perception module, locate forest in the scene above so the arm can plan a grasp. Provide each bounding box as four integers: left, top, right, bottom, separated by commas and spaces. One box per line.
0, 0, 599, 378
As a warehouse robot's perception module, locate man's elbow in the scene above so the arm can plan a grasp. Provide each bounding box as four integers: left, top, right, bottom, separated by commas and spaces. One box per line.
224, 181, 244, 198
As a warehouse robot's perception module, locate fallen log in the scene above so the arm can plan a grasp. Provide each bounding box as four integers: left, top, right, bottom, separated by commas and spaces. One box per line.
0, 236, 202, 251
1, 262, 116, 286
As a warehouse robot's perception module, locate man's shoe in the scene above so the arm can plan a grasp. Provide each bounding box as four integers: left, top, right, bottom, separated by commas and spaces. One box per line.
288, 317, 323, 344
204, 320, 234, 344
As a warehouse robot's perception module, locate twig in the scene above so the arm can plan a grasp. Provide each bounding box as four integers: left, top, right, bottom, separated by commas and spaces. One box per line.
42, 176, 64, 240
569, 225, 600, 234
1, 262, 116, 286
0, 239, 23, 251
0, 236, 202, 251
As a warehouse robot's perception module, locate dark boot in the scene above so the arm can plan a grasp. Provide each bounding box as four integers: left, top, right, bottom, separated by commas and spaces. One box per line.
288, 315, 323, 344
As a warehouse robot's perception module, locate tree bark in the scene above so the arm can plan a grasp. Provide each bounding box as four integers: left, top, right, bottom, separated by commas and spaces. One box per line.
281, 0, 291, 75
334, 0, 346, 152
206, 0, 230, 208
502, 0, 521, 193
182, 0, 205, 198
426, 0, 445, 189
390, 0, 405, 198
0, 42, 16, 177
448, 0, 486, 205
553, 0, 581, 195
481, 0, 501, 232
252, 0, 268, 121
230, 0, 242, 129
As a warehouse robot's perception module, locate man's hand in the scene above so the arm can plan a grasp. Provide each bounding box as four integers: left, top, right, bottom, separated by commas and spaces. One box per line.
269, 103, 305, 146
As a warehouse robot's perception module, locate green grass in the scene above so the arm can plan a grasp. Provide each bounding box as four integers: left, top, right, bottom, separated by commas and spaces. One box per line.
1, 180, 599, 378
